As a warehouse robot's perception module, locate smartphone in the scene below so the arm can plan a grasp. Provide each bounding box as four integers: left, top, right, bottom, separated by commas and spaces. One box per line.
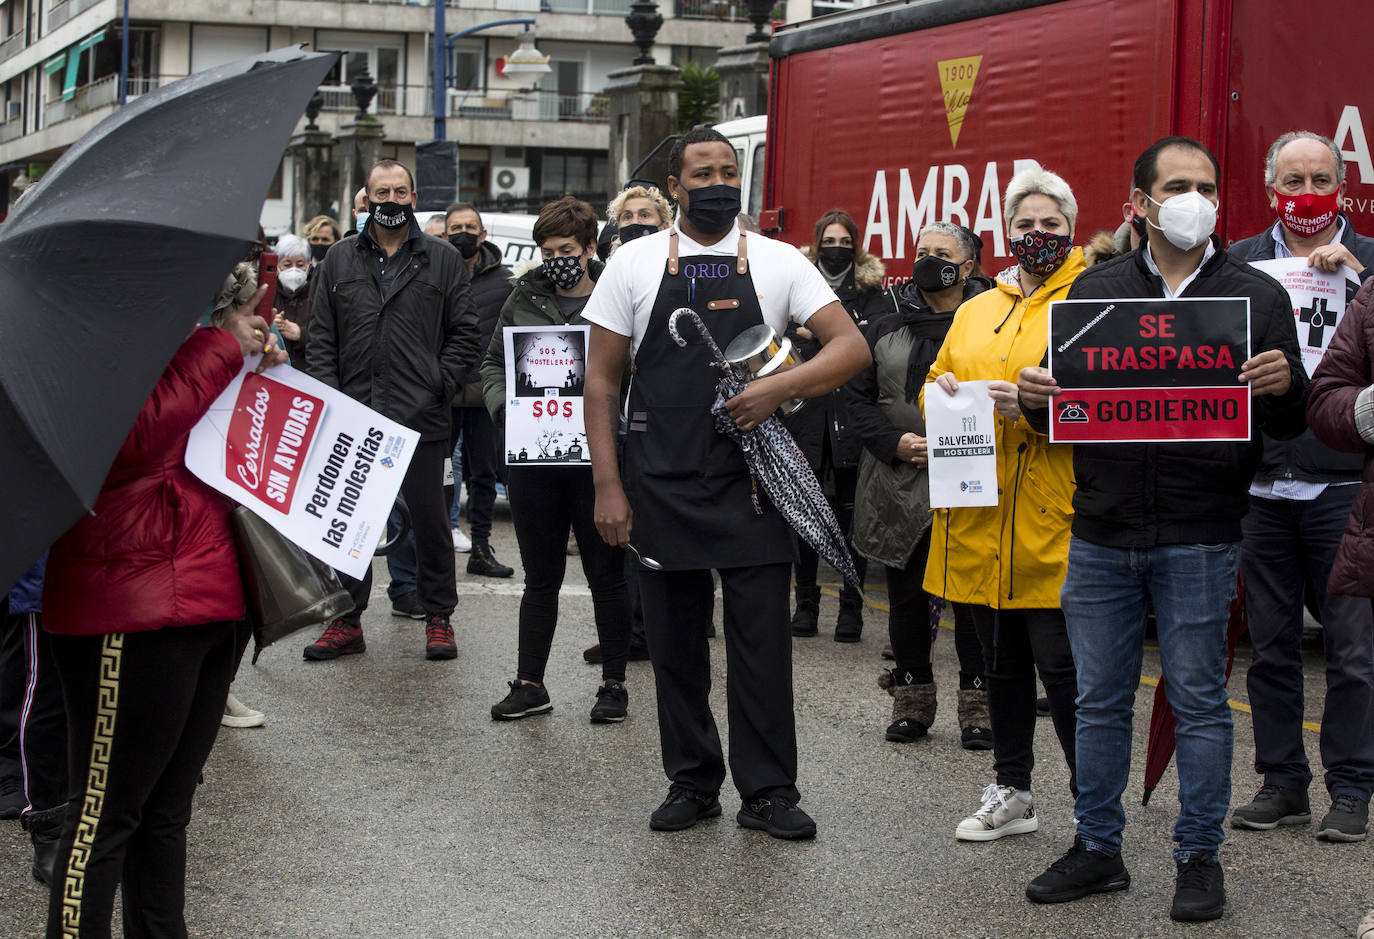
255, 252, 278, 324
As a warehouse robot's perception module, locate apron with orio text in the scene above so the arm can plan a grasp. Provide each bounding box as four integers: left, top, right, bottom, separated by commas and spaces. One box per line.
623, 229, 793, 570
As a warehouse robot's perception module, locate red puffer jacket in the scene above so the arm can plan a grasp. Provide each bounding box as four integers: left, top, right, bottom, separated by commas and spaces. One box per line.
43, 327, 248, 634
1307, 277, 1374, 597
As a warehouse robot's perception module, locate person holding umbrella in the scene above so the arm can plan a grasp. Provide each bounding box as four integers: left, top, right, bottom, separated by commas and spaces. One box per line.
924, 168, 1085, 844
583, 128, 870, 839
40, 283, 287, 937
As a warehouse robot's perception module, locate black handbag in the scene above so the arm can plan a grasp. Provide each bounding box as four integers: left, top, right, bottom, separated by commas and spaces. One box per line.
231, 506, 354, 662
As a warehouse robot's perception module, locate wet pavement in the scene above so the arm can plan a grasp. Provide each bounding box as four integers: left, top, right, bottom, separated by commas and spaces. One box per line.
2, 512, 1370, 937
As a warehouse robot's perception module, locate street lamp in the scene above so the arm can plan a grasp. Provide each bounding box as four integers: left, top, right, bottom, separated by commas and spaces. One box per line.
432, 16, 550, 141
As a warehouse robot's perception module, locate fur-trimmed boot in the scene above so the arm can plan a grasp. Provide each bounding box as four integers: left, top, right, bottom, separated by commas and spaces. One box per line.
957, 688, 994, 751
878, 669, 937, 743
834, 588, 864, 643
790, 585, 820, 637
22, 803, 66, 886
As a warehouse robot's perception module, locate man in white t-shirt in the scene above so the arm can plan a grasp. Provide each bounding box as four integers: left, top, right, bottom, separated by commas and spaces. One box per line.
583, 128, 870, 840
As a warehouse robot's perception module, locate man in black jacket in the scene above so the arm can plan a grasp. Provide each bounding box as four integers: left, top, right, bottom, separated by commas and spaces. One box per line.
1226, 131, 1374, 843
1017, 137, 1308, 922
445, 202, 515, 578
302, 159, 479, 662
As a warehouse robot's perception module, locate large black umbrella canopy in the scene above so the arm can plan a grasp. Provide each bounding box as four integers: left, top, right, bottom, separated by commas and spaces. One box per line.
0, 45, 339, 592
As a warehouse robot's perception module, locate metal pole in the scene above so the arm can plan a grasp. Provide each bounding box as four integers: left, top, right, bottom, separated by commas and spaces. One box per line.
433, 0, 447, 139
119, 0, 130, 106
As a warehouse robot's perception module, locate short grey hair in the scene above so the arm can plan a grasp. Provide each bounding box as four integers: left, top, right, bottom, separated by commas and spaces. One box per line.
275, 233, 308, 261
1265, 131, 1345, 188
919, 221, 977, 261
1004, 168, 1078, 232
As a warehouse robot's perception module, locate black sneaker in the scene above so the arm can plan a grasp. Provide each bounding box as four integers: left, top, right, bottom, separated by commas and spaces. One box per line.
424, 615, 457, 660
390, 593, 425, 619
961, 725, 994, 751
0, 777, 24, 820
590, 680, 629, 723
467, 543, 514, 578
1170, 854, 1225, 922
737, 796, 817, 840
303, 620, 365, 660
1026, 837, 1130, 903
490, 680, 552, 720
1230, 784, 1311, 830
650, 784, 721, 831
1317, 794, 1369, 842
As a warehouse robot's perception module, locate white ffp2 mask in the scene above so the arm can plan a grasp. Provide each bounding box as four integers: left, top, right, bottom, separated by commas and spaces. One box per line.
1148, 191, 1217, 251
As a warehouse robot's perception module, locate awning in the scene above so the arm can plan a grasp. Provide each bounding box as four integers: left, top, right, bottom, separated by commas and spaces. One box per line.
42, 54, 66, 76
61, 30, 106, 101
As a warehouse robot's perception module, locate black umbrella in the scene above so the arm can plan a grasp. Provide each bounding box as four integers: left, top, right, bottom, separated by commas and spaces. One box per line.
667, 308, 862, 588
0, 45, 338, 592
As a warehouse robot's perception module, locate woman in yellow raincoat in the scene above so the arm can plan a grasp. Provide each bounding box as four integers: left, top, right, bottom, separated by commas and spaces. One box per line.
923, 168, 1085, 844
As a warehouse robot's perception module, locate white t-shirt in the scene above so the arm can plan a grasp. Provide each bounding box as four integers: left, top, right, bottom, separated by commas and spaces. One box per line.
582, 222, 839, 359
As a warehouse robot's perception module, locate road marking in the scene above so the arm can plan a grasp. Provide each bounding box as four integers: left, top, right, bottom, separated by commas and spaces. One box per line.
822, 583, 1324, 735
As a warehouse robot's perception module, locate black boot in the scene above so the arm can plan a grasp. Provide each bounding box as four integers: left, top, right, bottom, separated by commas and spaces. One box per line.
22, 803, 66, 886
834, 589, 864, 643
790, 585, 820, 637
467, 541, 514, 578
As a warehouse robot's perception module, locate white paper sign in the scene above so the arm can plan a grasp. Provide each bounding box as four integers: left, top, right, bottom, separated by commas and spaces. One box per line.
925, 380, 999, 508
186, 358, 419, 579
502, 325, 590, 466
1248, 257, 1359, 378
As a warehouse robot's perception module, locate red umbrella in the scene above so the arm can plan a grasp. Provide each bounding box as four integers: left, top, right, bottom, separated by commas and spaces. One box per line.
1141, 575, 1248, 805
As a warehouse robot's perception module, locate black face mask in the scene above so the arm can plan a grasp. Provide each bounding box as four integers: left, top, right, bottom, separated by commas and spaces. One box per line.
912, 255, 962, 292
368, 200, 413, 231
680, 184, 742, 236
309, 242, 330, 262
818, 246, 853, 275
448, 231, 480, 258
618, 223, 658, 245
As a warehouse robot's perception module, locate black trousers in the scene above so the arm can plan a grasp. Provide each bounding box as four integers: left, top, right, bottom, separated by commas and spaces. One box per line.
793, 466, 867, 605
886, 531, 985, 688
639, 562, 798, 802
954, 603, 1078, 794
506, 466, 630, 683
0, 605, 67, 813
1241, 490, 1374, 798
47, 621, 248, 939
342, 438, 457, 621
453, 405, 500, 544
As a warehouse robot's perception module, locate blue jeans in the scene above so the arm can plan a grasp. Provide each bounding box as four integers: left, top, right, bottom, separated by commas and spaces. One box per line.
385, 504, 417, 602
1061, 537, 1238, 860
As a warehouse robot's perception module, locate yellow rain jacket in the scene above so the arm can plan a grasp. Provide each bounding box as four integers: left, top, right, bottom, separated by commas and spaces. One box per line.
921, 249, 1085, 609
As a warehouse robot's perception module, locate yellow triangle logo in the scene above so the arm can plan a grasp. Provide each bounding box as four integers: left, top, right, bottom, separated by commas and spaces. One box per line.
938, 56, 983, 149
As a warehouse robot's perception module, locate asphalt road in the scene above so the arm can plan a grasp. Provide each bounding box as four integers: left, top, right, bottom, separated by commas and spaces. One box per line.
2, 513, 1369, 937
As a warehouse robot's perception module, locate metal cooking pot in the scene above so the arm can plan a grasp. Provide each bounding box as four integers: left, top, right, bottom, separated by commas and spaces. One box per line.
723, 323, 806, 415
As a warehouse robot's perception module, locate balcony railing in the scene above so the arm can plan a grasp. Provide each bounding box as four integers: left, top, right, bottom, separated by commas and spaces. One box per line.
43, 72, 118, 126
47, 0, 102, 31
0, 118, 25, 143
315, 84, 609, 123
674, 0, 782, 19
0, 31, 24, 63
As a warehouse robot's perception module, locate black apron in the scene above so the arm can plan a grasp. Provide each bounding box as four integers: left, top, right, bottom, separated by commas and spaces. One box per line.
624, 229, 793, 570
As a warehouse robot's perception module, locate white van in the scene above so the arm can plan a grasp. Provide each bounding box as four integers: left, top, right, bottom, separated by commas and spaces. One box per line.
715, 115, 767, 220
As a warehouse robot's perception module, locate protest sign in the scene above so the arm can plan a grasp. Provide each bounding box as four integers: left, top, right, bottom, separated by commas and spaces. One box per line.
503, 325, 589, 466
1047, 297, 1251, 444
186, 359, 419, 579
1248, 258, 1359, 378
926, 379, 998, 508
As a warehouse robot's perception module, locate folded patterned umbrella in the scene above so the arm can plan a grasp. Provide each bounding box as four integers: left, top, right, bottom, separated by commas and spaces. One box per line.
668, 308, 861, 588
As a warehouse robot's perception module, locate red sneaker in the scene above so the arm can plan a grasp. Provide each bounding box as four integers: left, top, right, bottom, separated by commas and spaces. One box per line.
303, 619, 365, 661
424, 615, 457, 660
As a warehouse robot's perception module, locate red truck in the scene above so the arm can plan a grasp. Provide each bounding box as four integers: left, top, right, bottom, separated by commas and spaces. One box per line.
760, 0, 1373, 278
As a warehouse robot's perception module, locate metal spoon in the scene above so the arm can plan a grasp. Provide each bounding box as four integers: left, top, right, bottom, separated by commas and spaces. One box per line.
627, 543, 663, 571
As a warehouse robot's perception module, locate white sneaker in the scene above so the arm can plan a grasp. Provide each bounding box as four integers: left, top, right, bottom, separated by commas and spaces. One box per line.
955, 783, 1038, 842
451, 527, 472, 553
222, 692, 265, 729
1359, 909, 1374, 939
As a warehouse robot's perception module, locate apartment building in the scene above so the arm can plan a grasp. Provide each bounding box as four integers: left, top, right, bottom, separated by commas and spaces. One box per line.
0, 0, 754, 229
